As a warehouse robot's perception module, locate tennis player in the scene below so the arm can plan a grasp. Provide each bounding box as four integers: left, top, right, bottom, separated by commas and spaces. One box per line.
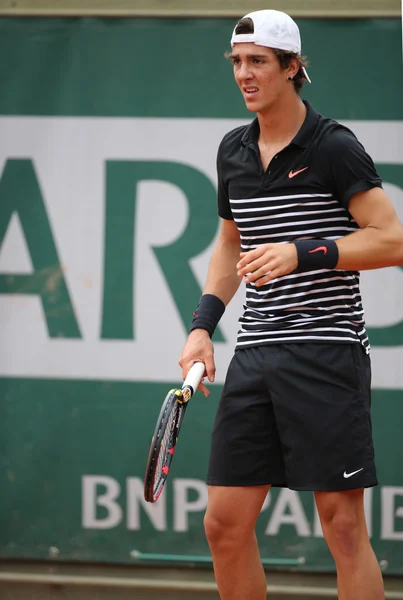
179, 9, 403, 600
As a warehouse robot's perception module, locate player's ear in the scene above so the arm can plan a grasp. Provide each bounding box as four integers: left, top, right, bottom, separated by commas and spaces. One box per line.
287, 56, 300, 80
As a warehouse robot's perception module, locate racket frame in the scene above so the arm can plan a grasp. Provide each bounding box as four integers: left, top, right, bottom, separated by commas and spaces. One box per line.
144, 362, 205, 503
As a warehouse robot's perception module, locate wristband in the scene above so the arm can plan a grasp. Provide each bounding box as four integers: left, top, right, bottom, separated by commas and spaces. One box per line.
189, 294, 225, 338
294, 239, 339, 272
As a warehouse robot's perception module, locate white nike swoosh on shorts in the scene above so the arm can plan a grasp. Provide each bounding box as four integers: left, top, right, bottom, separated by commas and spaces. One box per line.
343, 468, 364, 479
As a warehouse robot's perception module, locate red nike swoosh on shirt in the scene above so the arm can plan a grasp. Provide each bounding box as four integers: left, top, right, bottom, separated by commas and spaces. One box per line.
308, 246, 328, 255
288, 167, 308, 178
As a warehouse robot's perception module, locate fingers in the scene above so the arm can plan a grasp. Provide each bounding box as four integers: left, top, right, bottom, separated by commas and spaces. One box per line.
238, 257, 280, 284
236, 244, 294, 286
237, 246, 272, 278
178, 361, 212, 397
178, 330, 216, 394
244, 265, 274, 284
179, 359, 195, 382
238, 244, 298, 285
237, 247, 264, 271
178, 358, 210, 397
237, 258, 264, 278
203, 352, 216, 383
198, 381, 210, 397
252, 268, 282, 287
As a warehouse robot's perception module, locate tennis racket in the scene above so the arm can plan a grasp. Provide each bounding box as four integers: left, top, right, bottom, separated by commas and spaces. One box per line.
144, 362, 205, 503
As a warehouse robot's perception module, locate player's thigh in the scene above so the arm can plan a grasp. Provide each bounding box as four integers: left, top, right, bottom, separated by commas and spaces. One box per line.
268, 342, 376, 491
205, 484, 271, 537
207, 347, 286, 487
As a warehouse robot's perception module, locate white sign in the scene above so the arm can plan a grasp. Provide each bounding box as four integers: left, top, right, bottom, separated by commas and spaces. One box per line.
81, 475, 403, 542
0, 117, 402, 387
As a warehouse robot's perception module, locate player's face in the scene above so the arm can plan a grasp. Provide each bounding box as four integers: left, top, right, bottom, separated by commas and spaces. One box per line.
231, 44, 291, 114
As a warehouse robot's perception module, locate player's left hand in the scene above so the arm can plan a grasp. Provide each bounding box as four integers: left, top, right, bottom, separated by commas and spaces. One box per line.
236, 243, 298, 287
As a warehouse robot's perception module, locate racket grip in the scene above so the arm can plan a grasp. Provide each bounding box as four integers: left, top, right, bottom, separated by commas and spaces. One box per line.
183, 362, 205, 394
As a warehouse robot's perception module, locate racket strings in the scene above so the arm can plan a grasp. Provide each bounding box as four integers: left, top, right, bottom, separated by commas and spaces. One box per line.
155, 401, 180, 488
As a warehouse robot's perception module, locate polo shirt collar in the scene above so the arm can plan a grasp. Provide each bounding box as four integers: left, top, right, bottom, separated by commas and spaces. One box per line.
240, 101, 320, 149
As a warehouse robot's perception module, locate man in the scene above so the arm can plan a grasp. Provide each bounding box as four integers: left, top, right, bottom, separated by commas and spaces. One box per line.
179, 9, 403, 600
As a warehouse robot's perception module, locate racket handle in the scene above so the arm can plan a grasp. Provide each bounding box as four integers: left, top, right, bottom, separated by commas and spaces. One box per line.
183, 362, 205, 394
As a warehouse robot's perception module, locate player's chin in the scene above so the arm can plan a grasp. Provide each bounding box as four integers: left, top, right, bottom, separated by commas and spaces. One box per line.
243, 97, 260, 111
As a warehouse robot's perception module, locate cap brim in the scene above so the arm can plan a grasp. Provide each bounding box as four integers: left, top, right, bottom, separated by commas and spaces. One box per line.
302, 66, 312, 84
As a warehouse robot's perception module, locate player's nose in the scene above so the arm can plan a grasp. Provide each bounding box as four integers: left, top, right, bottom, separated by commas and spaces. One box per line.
238, 62, 253, 81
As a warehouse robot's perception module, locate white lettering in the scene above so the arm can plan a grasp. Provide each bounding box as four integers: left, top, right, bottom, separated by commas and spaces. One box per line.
381, 486, 403, 540
126, 477, 167, 531
82, 475, 122, 529
174, 479, 208, 532
364, 487, 373, 538
265, 489, 311, 537
261, 492, 271, 513
313, 504, 324, 538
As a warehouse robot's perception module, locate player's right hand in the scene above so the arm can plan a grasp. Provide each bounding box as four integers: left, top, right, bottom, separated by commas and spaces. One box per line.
178, 329, 215, 397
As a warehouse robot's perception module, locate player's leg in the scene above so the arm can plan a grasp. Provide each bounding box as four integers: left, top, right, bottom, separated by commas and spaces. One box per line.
315, 488, 384, 600
204, 484, 270, 600
205, 347, 286, 599
266, 342, 383, 599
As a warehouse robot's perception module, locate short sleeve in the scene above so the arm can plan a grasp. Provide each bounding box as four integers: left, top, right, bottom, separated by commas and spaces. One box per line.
319, 126, 382, 209
216, 137, 233, 220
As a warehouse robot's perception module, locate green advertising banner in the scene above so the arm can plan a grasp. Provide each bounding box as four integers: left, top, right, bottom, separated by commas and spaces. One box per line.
0, 17, 403, 574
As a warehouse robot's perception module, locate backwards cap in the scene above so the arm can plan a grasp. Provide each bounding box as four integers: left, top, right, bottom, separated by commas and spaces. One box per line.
231, 9, 311, 83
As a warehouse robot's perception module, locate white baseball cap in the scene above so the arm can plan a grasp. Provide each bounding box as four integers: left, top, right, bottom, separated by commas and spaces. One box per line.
230, 9, 311, 83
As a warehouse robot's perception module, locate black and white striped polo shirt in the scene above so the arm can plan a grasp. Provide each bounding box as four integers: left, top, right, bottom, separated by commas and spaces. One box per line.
217, 102, 382, 353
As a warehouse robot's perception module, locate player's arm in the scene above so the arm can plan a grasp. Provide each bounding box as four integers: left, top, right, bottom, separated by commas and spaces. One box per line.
204, 218, 242, 303
335, 187, 403, 270
237, 126, 403, 285
324, 127, 403, 269
178, 218, 241, 393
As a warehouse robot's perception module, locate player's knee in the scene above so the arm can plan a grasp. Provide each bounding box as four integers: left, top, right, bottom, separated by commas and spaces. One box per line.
316, 490, 366, 558
204, 510, 250, 550
323, 510, 360, 558
204, 512, 224, 546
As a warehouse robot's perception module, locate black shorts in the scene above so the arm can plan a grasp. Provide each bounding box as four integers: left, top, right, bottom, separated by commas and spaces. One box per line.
207, 343, 377, 491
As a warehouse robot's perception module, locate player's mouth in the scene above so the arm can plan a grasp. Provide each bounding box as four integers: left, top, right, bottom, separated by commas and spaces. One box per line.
243, 87, 259, 99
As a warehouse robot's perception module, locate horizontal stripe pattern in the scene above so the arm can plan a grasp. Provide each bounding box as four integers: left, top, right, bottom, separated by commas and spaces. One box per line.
230, 192, 369, 352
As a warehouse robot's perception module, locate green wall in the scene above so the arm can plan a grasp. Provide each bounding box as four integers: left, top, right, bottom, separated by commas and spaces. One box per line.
0, 17, 402, 573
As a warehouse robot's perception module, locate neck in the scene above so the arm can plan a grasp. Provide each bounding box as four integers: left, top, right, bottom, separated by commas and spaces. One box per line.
257, 94, 306, 146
